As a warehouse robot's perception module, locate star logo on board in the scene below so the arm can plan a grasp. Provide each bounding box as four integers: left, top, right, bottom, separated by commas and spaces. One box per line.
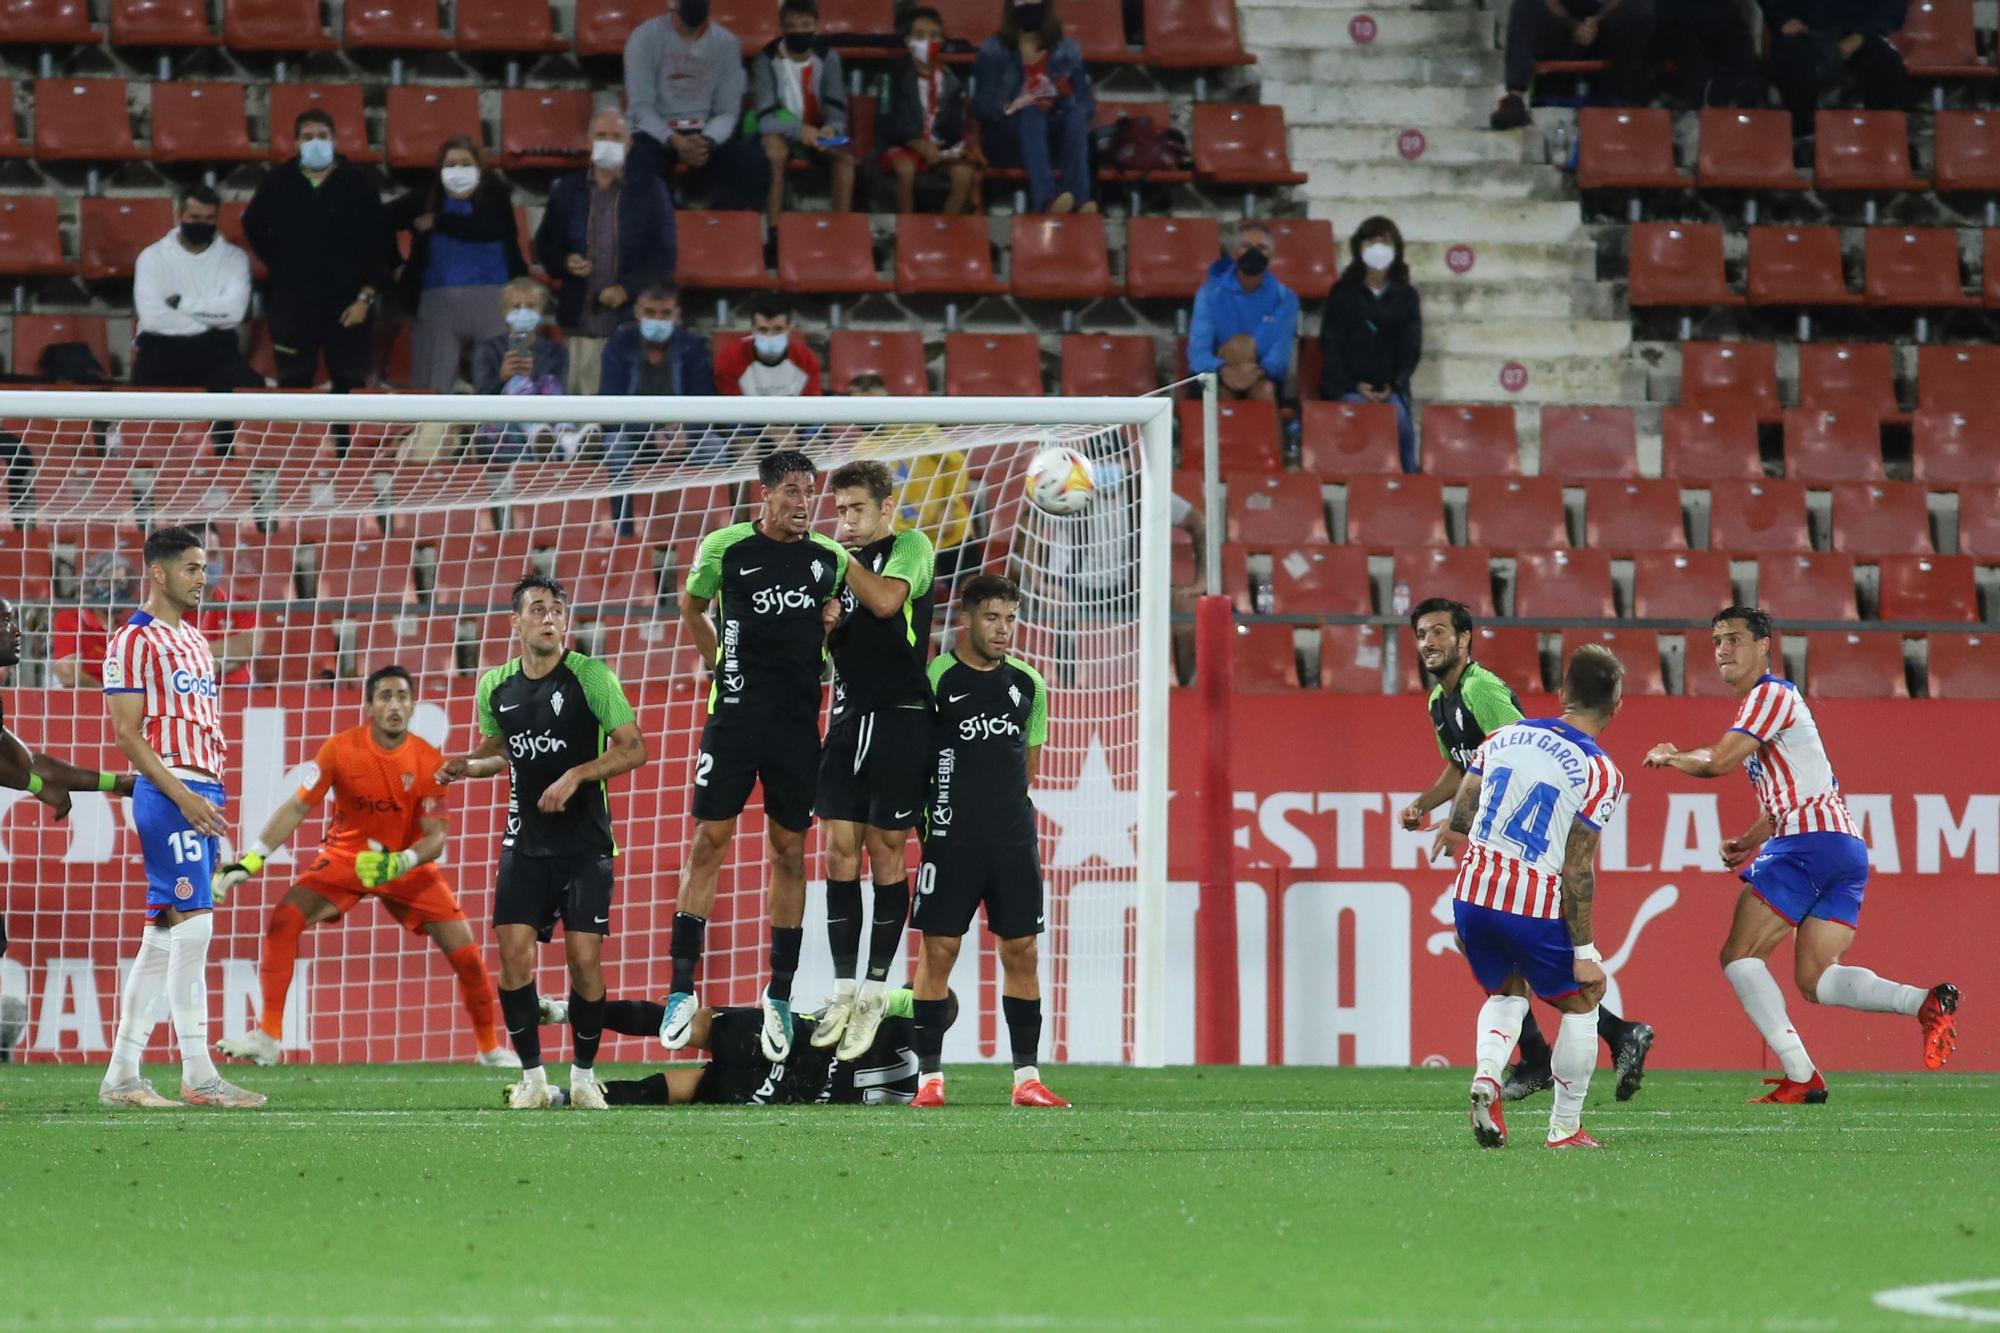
551, 689, 565, 716
1031, 733, 1139, 870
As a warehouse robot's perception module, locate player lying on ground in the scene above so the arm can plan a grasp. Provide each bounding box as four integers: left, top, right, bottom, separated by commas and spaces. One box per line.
521, 987, 954, 1107
813, 460, 938, 1061
1399, 596, 1655, 1102
1645, 606, 1959, 1104
438, 575, 647, 1110
98, 526, 264, 1109
1450, 643, 1627, 1150
214, 664, 519, 1068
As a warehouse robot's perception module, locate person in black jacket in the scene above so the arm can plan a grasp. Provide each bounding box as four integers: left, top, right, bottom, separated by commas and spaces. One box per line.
389, 136, 529, 392
241, 109, 395, 390
534, 108, 678, 396
874, 7, 977, 214
1320, 216, 1423, 474
1763, 0, 1910, 139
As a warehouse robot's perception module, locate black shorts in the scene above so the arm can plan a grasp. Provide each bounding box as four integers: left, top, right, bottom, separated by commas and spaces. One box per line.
692, 710, 821, 832
815, 706, 932, 831
692, 1008, 801, 1104
911, 838, 1044, 940
493, 850, 614, 942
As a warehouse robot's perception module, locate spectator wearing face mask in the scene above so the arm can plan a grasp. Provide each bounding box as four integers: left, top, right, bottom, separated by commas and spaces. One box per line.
714, 295, 823, 396
972, 0, 1095, 214
1320, 216, 1423, 474
751, 0, 855, 229
875, 6, 977, 214
391, 135, 529, 393
601, 285, 724, 518
471, 278, 599, 461
625, 0, 770, 212
534, 108, 677, 396
131, 184, 262, 390
1187, 220, 1298, 404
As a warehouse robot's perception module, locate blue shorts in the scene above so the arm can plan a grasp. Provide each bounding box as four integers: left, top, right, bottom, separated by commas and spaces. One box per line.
1453, 899, 1580, 1001
1741, 831, 1868, 929
134, 775, 227, 919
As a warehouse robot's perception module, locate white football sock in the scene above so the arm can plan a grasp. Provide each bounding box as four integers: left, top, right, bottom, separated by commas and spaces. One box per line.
105, 926, 172, 1086
1814, 964, 1924, 1016
1473, 994, 1529, 1086
1013, 1065, 1038, 1087
1547, 1008, 1599, 1142
522, 1064, 548, 1090
857, 977, 885, 1003
570, 1064, 597, 1087
1725, 958, 1815, 1081
167, 914, 219, 1087
832, 977, 858, 1001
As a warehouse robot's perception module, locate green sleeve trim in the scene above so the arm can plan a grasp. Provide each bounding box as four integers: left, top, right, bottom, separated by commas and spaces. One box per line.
686, 523, 750, 601
1464, 667, 1525, 731
926, 654, 953, 696
883, 528, 934, 599
886, 988, 914, 1019
474, 664, 511, 738
571, 653, 638, 734
1012, 657, 1049, 747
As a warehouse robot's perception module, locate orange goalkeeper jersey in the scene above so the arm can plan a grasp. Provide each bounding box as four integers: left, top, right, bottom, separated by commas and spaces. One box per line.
295, 725, 450, 858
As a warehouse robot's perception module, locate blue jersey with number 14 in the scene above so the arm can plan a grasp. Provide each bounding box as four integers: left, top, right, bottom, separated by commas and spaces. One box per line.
1451, 718, 1623, 921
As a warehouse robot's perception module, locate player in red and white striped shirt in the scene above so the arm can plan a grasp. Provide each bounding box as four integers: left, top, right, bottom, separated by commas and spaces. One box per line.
1646, 606, 1959, 1105
98, 525, 263, 1111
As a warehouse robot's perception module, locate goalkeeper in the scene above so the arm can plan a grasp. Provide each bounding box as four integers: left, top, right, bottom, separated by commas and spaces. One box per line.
214, 665, 518, 1068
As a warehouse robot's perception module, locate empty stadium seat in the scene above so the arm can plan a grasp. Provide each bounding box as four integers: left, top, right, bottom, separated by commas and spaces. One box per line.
1918, 344, 2000, 412
1124, 216, 1220, 300
1661, 406, 1763, 480
1628, 222, 1741, 307
1864, 226, 1978, 307
1261, 218, 1338, 300
1059, 334, 1157, 397
829, 330, 927, 395
676, 211, 767, 290
1680, 341, 1780, 419
1539, 405, 1638, 478
1758, 552, 1859, 620
944, 332, 1041, 396
79, 195, 174, 280
316, 535, 418, 606
1784, 408, 1885, 482
1576, 107, 1687, 190
1797, 343, 1902, 419
1632, 549, 1732, 621
34, 79, 139, 161
1695, 108, 1805, 193
1815, 110, 1927, 191
573, 0, 639, 55
457, 0, 564, 53
1180, 400, 1282, 473
563, 542, 660, 609
1299, 400, 1401, 477
1831, 480, 1933, 556
895, 213, 1005, 296
0, 0, 100, 42
1192, 105, 1305, 185
1146, 0, 1253, 67
1893, 0, 1993, 78
500, 87, 591, 168
1249, 543, 1369, 616
354, 616, 460, 682
13, 313, 109, 379
1226, 473, 1328, 544
1585, 479, 1688, 551
1806, 631, 1908, 697
254, 613, 337, 684
431, 533, 532, 610
1394, 546, 1493, 616
346, 0, 449, 47
0, 195, 70, 275
150, 81, 259, 163
1912, 408, 2000, 484
1956, 485, 2000, 558
225, 0, 335, 48
1709, 479, 1810, 552
1058, 0, 1136, 61
1316, 624, 1385, 693
1418, 404, 1520, 477
1932, 110, 2000, 193
1468, 627, 1548, 693
1879, 554, 1977, 621
1747, 225, 1859, 306
1515, 548, 1614, 618
1233, 622, 1301, 690
269, 84, 375, 161
779, 213, 890, 294
1345, 474, 1446, 549
709, 0, 779, 53
385, 85, 480, 170
1011, 213, 1118, 301
1564, 629, 1666, 694
111, 0, 218, 44
1466, 477, 1566, 550
1927, 632, 2000, 698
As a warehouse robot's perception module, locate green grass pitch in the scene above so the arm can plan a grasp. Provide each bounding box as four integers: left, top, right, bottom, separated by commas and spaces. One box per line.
2, 1064, 1996, 1331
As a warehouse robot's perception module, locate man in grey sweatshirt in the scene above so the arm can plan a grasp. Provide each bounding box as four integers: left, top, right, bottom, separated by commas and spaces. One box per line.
624, 0, 769, 212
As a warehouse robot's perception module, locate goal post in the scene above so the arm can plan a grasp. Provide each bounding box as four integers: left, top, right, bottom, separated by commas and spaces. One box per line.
0, 390, 1173, 1069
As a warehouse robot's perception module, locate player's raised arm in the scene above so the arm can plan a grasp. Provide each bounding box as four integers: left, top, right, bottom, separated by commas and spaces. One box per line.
106, 690, 224, 838
536, 656, 647, 814
437, 667, 516, 784
840, 528, 927, 619
1643, 728, 1759, 778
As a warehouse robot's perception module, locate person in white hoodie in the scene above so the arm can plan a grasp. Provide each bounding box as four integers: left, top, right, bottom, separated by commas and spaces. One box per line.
131, 185, 262, 390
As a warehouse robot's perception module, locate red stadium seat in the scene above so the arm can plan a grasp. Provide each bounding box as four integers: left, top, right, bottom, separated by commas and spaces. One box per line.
709, 0, 779, 55
1585, 479, 1688, 551
1562, 629, 1666, 695
1758, 552, 1859, 621
1299, 400, 1401, 478
676, 211, 768, 290
345, 0, 449, 48
226, 0, 335, 46
1864, 227, 1978, 307
1233, 623, 1301, 690
1746, 225, 1859, 307
34, 79, 140, 162
1226, 473, 1329, 544
1816, 110, 1927, 191
829, 330, 927, 396
12, 313, 110, 379
944, 332, 1042, 396
816, 0, 894, 40
779, 213, 890, 294
111, 0, 219, 44
1539, 405, 1638, 478
1927, 632, 2000, 698
1709, 479, 1810, 552
1680, 341, 1780, 420
1124, 216, 1220, 300
1917, 344, 2000, 413
1632, 550, 1731, 621
1010, 214, 1118, 301
562, 542, 661, 610
1318, 624, 1388, 693
1145, 0, 1253, 67
1346, 474, 1445, 549
1192, 105, 1305, 185
1958, 486, 2000, 558
1576, 107, 1687, 190
385, 85, 480, 170
79, 195, 174, 281
573, 0, 640, 55
150, 81, 260, 163
1179, 400, 1280, 473
1262, 218, 1338, 300
1806, 631, 1908, 698
217, 202, 268, 278
269, 84, 375, 162
1661, 406, 1762, 481
1466, 477, 1566, 551
1515, 548, 1613, 619
925, 0, 998, 47
1253, 543, 1370, 616
1058, 0, 1134, 60
1912, 409, 2000, 484
1783, 408, 1885, 482
254, 612, 337, 684
314, 534, 418, 606
1467, 627, 1548, 694
1879, 554, 1977, 621
0, 0, 100, 42
1419, 404, 1520, 477
431, 533, 533, 611
1059, 334, 1157, 397
895, 213, 1005, 296
1893, 0, 1994, 77
1933, 111, 2000, 193
1797, 343, 1901, 419
0, 195, 71, 275
1695, 108, 1805, 192
1628, 222, 1742, 307
500, 88, 591, 168
457, 0, 564, 53
353, 615, 461, 683
1831, 480, 1933, 556
1394, 546, 1493, 616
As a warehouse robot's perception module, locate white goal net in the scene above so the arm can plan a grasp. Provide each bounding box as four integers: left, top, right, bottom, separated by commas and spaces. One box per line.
0, 391, 1171, 1069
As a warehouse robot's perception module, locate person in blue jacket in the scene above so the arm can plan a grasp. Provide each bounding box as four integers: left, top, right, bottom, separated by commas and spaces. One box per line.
1187, 221, 1298, 403
971, 0, 1095, 214
599, 285, 725, 529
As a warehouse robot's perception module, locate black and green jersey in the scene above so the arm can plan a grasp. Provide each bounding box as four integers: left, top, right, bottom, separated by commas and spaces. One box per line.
686, 523, 849, 719
926, 652, 1048, 846
476, 651, 638, 859
828, 528, 936, 722
1427, 661, 1525, 769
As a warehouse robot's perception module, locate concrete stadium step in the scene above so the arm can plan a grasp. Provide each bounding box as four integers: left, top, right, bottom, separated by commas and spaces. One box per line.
1291, 125, 1528, 168
1402, 240, 1599, 285
1413, 354, 1647, 405
1304, 161, 1566, 202
1272, 81, 1499, 127
1304, 196, 1583, 245
1426, 318, 1633, 359
1414, 280, 1616, 321
1242, 5, 1490, 50
1259, 47, 1502, 87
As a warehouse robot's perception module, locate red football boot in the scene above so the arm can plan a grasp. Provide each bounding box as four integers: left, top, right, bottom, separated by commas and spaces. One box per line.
1919, 983, 1960, 1071
1544, 1128, 1603, 1149
1468, 1076, 1507, 1149
1750, 1071, 1829, 1104
911, 1076, 945, 1108
1011, 1077, 1070, 1108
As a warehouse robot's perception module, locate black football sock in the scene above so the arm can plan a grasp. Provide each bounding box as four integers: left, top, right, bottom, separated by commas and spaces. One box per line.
866, 878, 910, 983
825, 878, 862, 981
1515, 1010, 1553, 1070
498, 983, 542, 1071
767, 925, 804, 1003
913, 997, 949, 1075
603, 998, 666, 1035
568, 990, 604, 1071
1596, 1005, 1629, 1047
669, 912, 706, 995
604, 1072, 670, 1106
1002, 994, 1043, 1071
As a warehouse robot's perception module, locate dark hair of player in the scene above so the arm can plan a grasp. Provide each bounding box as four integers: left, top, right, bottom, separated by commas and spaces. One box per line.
780, 0, 816, 17
1562, 643, 1625, 716
749, 293, 792, 324
363, 663, 414, 702
1409, 596, 1472, 637
1713, 605, 1773, 642
180, 182, 221, 210
960, 573, 1021, 614
511, 573, 570, 613
143, 524, 204, 569
902, 5, 943, 35
829, 460, 893, 502
758, 449, 817, 489
294, 107, 335, 139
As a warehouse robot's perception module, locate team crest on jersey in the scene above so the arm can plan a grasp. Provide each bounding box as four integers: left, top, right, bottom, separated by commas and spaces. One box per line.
401, 771, 415, 791
1009, 683, 1022, 707
811, 558, 826, 583
1456, 706, 1465, 730
551, 688, 565, 717
173, 876, 194, 901
872, 553, 885, 572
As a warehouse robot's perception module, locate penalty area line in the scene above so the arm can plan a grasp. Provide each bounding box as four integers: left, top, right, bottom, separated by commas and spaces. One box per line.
1874, 1280, 2000, 1325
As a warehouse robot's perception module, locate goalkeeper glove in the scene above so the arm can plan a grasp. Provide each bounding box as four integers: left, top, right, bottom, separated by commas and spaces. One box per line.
214, 850, 265, 906
356, 847, 418, 889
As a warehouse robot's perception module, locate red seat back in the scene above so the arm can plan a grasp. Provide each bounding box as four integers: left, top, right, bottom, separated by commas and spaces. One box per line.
1864, 227, 1973, 306
1912, 408, 2000, 484
1346, 474, 1445, 548
829, 330, 928, 396
1225, 473, 1328, 544
12, 313, 112, 380
385, 85, 481, 169
1747, 225, 1855, 305
1695, 108, 1801, 190
0, 195, 68, 276
1927, 632, 2000, 699
1709, 479, 1810, 552
1124, 216, 1220, 301
79, 195, 174, 280
34, 78, 138, 160
573, 0, 641, 55
1797, 343, 1899, 417
676, 211, 768, 290
1058, 334, 1158, 397
1629, 222, 1735, 305
1585, 479, 1688, 552
1805, 631, 1909, 698
1757, 553, 1859, 621
1515, 548, 1614, 618
1892, 0, 1983, 71
1466, 477, 1566, 551
457, 0, 563, 50
345, 0, 449, 48
1576, 107, 1680, 189
1263, 218, 1338, 299
1539, 405, 1637, 478
944, 332, 1042, 396
895, 213, 1004, 295
1815, 110, 1924, 190
1179, 400, 1281, 474
1192, 104, 1303, 183
1631, 550, 1731, 621
778, 213, 887, 294
111, 0, 217, 44
1299, 400, 1401, 477
1319, 625, 1388, 694
225, 0, 335, 48
1918, 344, 2000, 413
1783, 408, 1885, 482
1419, 404, 1520, 477
1146, 0, 1251, 65
500, 87, 591, 167
150, 81, 257, 161
1878, 556, 1978, 623
1010, 214, 1117, 301
1932, 110, 2000, 192
1830, 480, 1933, 556
1681, 340, 1779, 418
1393, 546, 1493, 616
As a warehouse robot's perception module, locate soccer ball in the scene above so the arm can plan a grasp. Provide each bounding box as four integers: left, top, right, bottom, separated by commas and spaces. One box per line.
1024, 446, 1097, 516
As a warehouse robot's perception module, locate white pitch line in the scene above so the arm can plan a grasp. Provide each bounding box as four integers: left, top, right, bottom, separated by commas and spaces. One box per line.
1874, 1280, 2000, 1325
